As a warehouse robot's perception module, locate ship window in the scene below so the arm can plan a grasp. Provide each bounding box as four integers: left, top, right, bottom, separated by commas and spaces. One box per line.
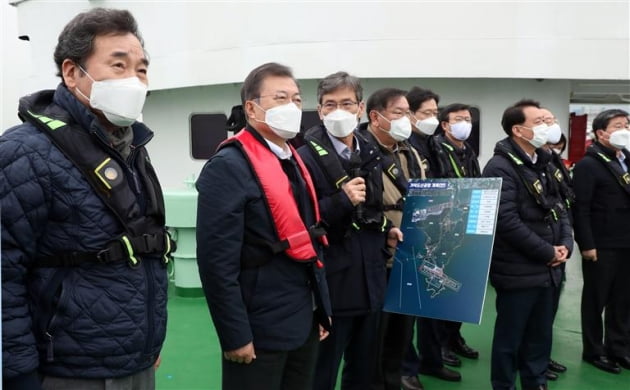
190, 113, 228, 160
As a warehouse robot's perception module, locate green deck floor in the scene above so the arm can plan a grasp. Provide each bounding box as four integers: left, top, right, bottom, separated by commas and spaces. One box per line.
156, 253, 629, 389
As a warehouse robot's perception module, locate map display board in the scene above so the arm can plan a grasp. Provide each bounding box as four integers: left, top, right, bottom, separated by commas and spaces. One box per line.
383, 178, 502, 324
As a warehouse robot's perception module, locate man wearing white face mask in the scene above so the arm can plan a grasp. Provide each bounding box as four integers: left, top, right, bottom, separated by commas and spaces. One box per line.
297, 72, 403, 390
1, 8, 172, 390
427, 103, 481, 375
573, 109, 630, 375
406, 87, 440, 177
401, 88, 462, 389
539, 108, 574, 381
356, 88, 426, 390
483, 99, 573, 390
196, 62, 332, 390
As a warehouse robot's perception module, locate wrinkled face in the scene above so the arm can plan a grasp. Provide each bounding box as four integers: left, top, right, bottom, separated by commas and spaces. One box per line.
318, 86, 363, 120
244, 75, 302, 125
596, 115, 630, 148
412, 99, 438, 121
442, 109, 472, 136
63, 33, 148, 108
371, 95, 410, 132
540, 108, 556, 126
514, 106, 544, 141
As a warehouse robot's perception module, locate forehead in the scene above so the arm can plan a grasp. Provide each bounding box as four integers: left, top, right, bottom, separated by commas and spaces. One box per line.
523, 106, 542, 121
447, 109, 471, 117
608, 116, 629, 126
321, 86, 357, 102
386, 96, 409, 110
260, 75, 299, 94
89, 33, 146, 63
540, 108, 553, 117
418, 99, 438, 111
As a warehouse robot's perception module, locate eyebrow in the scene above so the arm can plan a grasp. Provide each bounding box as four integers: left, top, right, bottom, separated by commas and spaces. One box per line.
111, 50, 150, 66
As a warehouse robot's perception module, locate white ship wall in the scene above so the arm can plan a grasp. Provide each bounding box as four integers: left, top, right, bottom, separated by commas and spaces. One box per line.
3, 0, 628, 189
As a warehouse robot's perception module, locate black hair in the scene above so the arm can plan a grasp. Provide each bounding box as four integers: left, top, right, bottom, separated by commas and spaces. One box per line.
406, 87, 440, 112
240, 62, 296, 105
54, 8, 144, 77
366, 88, 407, 115
591, 109, 629, 140
500, 99, 541, 136
439, 103, 471, 123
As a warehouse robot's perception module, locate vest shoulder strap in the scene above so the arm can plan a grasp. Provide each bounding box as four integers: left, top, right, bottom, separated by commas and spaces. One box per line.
222, 129, 326, 266
303, 130, 350, 189
24, 109, 172, 267
588, 144, 630, 196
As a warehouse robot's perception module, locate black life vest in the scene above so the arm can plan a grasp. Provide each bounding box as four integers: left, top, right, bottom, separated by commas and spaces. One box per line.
358, 125, 421, 211
303, 125, 387, 230
587, 143, 630, 196
495, 140, 566, 222
22, 106, 173, 268
431, 134, 481, 178
220, 129, 327, 267
549, 151, 575, 209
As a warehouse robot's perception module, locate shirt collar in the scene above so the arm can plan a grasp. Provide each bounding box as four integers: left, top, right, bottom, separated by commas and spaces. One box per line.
326, 131, 360, 158
264, 138, 292, 160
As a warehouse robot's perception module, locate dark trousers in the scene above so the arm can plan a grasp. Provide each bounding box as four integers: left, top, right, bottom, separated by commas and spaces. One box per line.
313, 312, 380, 390
441, 320, 463, 348
581, 249, 630, 358
491, 286, 554, 390
371, 312, 415, 390
222, 323, 320, 390
402, 317, 443, 376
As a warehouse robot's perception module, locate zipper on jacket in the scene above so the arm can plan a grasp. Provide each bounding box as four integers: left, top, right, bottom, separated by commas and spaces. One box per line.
45, 332, 54, 362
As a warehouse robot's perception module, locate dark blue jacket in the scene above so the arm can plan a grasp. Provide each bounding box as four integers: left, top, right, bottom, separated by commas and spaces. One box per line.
298, 125, 391, 316
573, 143, 630, 250
0, 85, 168, 380
482, 137, 573, 290
196, 127, 331, 352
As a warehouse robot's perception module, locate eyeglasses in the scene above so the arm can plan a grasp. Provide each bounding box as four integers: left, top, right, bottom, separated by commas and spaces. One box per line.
416, 109, 439, 117
451, 116, 472, 123
321, 101, 358, 111
256, 92, 303, 106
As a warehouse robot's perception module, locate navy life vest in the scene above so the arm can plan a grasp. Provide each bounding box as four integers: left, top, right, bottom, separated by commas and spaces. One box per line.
587, 143, 630, 196
495, 140, 566, 222
221, 129, 327, 267
304, 126, 387, 230
21, 106, 173, 268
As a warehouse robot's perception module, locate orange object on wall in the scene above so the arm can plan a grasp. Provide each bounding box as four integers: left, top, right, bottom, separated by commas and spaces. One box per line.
569, 113, 587, 164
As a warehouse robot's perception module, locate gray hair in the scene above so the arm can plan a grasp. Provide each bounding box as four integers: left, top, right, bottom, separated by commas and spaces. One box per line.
317, 71, 363, 104
54, 8, 144, 78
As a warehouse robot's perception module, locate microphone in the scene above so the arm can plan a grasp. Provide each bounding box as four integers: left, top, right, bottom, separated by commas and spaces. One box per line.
349, 151, 364, 222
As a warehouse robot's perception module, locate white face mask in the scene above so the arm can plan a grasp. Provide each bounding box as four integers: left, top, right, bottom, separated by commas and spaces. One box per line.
522, 123, 549, 148
323, 109, 358, 138
609, 129, 630, 150
546, 123, 562, 144
256, 102, 302, 139
76, 67, 147, 127
378, 113, 412, 141
449, 121, 473, 141
552, 148, 563, 155
415, 116, 439, 136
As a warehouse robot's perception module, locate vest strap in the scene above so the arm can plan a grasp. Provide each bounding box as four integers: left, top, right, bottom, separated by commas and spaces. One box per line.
35, 233, 175, 268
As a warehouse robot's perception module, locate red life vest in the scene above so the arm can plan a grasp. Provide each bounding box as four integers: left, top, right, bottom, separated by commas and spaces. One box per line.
222, 129, 327, 268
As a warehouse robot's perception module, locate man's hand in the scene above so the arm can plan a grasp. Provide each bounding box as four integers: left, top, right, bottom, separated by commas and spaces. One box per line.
341, 177, 366, 206
319, 317, 332, 341
154, 355, 162, 370
548, 245, 569, 267
387, 227, 403, 249
224, 342, 256, 364
581, 248, 598, 262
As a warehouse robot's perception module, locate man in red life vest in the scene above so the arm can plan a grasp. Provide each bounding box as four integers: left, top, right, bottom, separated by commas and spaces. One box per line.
196, 62, 332, 390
